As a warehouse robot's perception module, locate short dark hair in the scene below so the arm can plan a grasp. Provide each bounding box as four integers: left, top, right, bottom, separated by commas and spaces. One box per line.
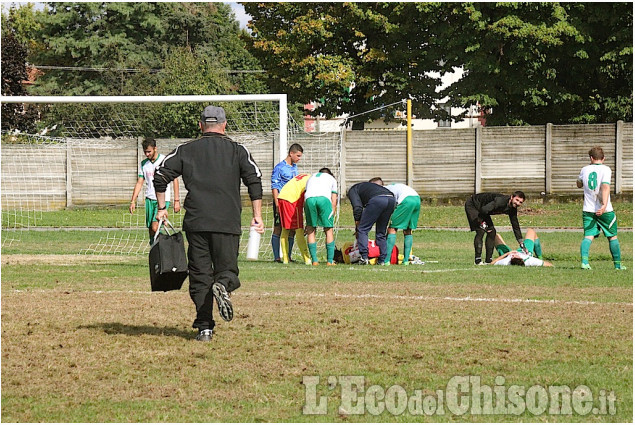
319, 167, 333, 176
289, 143, 303, 154
369, 177, 383, 184
512, 190, 526, 200
142, 138, 157, 150
510, 257, 526, 266
589, 146, 605, 160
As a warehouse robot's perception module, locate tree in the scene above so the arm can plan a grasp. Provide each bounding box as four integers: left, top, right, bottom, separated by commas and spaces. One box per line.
1, 3, 45, 56
437, 3, 632, 125
1, 25, 37, 132
243, 2, 448, 128
244, 2, 632, 127
30, 2, 266, 96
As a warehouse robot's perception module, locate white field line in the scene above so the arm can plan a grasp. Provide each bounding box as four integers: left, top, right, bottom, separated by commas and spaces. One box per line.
239, 292, 632, 307
6, 288, 631, 307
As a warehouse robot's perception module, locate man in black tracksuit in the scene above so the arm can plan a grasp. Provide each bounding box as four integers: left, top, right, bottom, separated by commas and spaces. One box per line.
465, 191, 526, 265
347, 178, 396, 265
154, 105, 264, 342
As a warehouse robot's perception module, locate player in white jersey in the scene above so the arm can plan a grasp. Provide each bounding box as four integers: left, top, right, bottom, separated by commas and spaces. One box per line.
304, 168, 338, 265
382, 181, 421, 265
491, 228, 553, 267
576, 146, 624, 270
492, 250, 551, 267
129, 138, 180, 243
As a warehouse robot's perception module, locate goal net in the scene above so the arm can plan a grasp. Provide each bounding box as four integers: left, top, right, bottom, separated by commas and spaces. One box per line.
1, 95, 343, 261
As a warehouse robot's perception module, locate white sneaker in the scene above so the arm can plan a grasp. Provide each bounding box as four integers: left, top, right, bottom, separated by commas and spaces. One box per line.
212, 282, 233, 322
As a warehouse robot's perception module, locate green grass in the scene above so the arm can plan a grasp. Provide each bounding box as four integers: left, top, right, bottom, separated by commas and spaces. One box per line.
1, 225, 632, 422
3, 199, 633, 229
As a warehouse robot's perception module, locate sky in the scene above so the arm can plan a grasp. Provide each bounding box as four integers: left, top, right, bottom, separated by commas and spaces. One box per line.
228, 2, 250, 29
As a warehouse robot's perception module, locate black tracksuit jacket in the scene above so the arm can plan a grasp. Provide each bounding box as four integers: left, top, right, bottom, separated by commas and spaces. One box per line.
153, 132, 262, 234
468, 192, 522, 242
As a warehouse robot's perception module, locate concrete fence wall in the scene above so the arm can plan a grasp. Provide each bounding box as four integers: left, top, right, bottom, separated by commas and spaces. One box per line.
1, 122, 632, 210
344, 121, 633, 198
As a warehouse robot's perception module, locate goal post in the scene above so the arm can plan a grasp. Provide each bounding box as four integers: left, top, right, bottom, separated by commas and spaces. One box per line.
1, 94, 342, 260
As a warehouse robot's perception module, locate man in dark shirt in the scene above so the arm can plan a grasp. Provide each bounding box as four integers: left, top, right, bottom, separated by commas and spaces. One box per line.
465, 191, 526, 265
347, 177, 396, 265
154, 105, 264, 342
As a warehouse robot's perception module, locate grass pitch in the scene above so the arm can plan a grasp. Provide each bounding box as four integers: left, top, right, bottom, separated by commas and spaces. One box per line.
1, 223, 632, 422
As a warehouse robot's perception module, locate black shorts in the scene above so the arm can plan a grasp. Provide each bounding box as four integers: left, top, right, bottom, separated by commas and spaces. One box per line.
465, 197, 493, 231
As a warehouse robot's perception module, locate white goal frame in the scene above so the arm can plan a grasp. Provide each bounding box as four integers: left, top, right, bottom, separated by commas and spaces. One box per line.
1, 94, 344, 260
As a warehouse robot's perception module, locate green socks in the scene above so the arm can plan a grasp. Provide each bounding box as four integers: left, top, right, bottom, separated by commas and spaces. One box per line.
385, 233, 397, 264
403, 234, 413, 265
523, 238, 535, 256
308, 242, 318, 263
326, 241, 335, 264
308, 242, 336, 263
609, 238, 622, 268
580, 238, 592, 265
581, 237, 623, 268
534, 239, 543, 259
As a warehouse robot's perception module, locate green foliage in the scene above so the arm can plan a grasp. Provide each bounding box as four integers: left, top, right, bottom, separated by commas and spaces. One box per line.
1, 22, 38, 132
244, 2, 632, 126
441, 3, 633, 125
4, 3, 271, 137
243, 3, 446, 127
29, 2, 265, 96
1, 3, 44, 53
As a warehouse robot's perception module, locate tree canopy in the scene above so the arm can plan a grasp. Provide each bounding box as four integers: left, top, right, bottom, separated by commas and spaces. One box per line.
244, 2, 448, 127
440, 2, 633, 125
244, 2, 633, 126
30, 2, 265, 96
2, 2, 632, 129
1, 15, 38, 132
2, 2, 269, 137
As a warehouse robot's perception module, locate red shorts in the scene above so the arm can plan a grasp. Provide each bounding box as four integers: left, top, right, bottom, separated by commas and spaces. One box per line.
279, 198, 305, 229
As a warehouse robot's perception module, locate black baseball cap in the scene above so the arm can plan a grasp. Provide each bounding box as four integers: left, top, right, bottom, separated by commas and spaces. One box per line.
200, 105, 226, 123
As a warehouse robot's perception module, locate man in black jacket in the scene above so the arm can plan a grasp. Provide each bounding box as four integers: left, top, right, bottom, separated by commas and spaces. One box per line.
154, 105, 264, 342
347, 177, 396, 265
465, 191, 526, 265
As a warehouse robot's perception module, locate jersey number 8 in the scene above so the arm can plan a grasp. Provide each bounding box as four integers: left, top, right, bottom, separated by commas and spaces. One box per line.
588, 171, 598, 190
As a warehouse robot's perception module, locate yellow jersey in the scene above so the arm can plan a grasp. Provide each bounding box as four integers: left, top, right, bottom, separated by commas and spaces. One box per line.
278, 173, 310, 203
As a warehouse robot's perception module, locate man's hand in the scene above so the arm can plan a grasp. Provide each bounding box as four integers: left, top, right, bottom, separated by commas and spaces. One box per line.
251, 216, 265, 234
519, 242, 529, 255
129, 201, 136, 214
156, 208, 169, 221
596, 205, 607, 216
173, 200, 181, 213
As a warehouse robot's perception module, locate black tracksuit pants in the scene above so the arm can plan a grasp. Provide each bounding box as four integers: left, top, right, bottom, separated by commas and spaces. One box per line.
186, 231, 241, 331
464, 199, 497, 263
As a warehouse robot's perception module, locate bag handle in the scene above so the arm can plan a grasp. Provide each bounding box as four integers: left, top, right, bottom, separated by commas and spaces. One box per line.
153, 218, 178, 245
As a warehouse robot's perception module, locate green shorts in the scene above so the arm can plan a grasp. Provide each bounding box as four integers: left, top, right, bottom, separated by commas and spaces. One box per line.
304, 196, 334, 228
145, 198, 170, 229
389, 195, 420, 230
583, 211, 618, 238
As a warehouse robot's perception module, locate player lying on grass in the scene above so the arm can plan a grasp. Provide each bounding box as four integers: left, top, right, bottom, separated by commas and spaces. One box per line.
491, 228, 553, 267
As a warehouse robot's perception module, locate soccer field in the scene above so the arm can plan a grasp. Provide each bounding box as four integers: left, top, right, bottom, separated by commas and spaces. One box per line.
1, 213, 632, 422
